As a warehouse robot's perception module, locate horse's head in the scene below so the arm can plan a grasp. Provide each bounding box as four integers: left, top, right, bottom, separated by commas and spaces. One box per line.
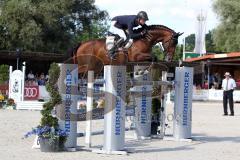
161, 32, 183, 61
143, 25, 183, 61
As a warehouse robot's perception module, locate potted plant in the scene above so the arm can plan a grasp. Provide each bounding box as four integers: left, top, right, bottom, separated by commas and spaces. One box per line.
4, 98, 16, 110
24, 126, 68, 152
24, 63, 68, 152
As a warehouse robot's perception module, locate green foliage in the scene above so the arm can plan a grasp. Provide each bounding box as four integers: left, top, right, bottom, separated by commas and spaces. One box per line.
40, 63, 61, 128
47, 63, 60, 86
74, 19, 110, 42
185, 31, 217, 52
40, 115, 59, 128
185, 34, 195, 52
0, 0, 109, 53
213, 0, 240, 52
173, 44, 183, 61
0, 64, 9, 84
205, 31, 217, 52
23, 62, 67, 148
152, 45, 164, 60
152, 44, 183, 61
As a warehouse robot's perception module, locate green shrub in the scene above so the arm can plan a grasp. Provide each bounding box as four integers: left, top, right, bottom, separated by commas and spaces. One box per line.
0, 65, 9, 84
40, 63, 61, 128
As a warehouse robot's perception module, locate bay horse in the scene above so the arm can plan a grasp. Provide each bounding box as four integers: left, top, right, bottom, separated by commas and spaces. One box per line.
71, 25, 183, 75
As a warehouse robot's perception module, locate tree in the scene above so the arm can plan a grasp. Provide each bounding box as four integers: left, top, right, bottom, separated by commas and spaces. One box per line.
185, 34, 195, 52
152, 45, 164, 60
0, 0, 109, 53
213, 0, 240, 52
174, 44, 183, 60
185, 31, 217, 53
0, 64, 9, 84
205, 30, 216, 52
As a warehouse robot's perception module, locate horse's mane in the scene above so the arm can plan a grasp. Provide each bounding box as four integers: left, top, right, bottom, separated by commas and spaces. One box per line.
134, 25, 175, 33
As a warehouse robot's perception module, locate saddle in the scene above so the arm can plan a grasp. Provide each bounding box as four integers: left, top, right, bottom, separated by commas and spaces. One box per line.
107, 32, 121, 41
106, 32, 131, 59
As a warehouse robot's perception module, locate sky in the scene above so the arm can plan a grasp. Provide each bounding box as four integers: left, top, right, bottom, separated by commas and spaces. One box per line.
95, 0, 219, 42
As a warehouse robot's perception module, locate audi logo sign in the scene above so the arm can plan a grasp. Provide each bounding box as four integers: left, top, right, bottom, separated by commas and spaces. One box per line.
24, 86, 39, 100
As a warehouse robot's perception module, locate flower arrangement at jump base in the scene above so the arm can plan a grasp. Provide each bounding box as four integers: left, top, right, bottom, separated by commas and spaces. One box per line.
24, 126, 68, 152
0, 95, 16, 110
24, 63, 68, 152
5, 98, 16, 109
0, 93, 5, 108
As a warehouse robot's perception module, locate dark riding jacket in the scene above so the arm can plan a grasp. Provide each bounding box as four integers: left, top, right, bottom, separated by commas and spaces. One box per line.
112, 15, 147, 39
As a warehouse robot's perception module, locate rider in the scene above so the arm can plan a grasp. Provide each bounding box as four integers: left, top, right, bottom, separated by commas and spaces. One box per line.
108, 11, 149, 58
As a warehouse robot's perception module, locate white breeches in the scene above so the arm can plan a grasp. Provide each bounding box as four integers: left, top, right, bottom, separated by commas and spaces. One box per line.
109, 21, 127, 40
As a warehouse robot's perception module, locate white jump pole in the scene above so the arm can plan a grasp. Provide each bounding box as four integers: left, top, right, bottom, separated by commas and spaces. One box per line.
93, 65, 126, 155
57, 64, 78, 149
8, 66, 13, 99
166, 91, 172, 104
159, 71, 167, 138
173, 67, 193, 140
104, 65, 126, 153
85, 71, 94, 147
21, 65, 26, 101
134, 66, 152, 139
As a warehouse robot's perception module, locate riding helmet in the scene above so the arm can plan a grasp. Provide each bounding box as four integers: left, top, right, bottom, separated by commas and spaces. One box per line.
137, 11, 149, 21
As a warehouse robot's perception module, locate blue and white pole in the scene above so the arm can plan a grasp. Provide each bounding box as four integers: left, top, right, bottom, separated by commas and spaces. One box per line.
103, 65, 126, 152
134, 66, 152, 139
174, 67, 193, 140
57, 64, 79, 148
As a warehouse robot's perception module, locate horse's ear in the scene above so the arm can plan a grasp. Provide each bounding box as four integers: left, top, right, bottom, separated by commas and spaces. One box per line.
174, 32, 184, 38
177, 32, 184, 37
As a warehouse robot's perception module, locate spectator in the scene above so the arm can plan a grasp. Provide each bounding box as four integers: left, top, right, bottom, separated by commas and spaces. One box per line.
38, 73, 46, 86
214, 72, 222, 89
208, 74, 216, 89
27, 71, 35, 80
196, 84, 202, 90
35, 73, 39, 81
30, 79, 38, 86
221, 72, 236, 116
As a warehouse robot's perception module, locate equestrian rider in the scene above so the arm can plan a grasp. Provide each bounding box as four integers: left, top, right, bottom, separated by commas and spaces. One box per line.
108, 11, 149, 58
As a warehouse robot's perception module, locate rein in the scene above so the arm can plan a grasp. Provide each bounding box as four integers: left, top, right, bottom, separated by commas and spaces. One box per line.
145, 30, 175, 54
162, 34, 174, 53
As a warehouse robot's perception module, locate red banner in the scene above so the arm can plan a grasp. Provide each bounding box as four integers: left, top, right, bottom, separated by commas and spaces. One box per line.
0, 85, 39, 100
24, 86, 39, 100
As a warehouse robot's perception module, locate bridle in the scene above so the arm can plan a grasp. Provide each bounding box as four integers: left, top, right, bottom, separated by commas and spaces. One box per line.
145, 31, 176, 53
162, 33, 177, 54
143, 28, 180, 61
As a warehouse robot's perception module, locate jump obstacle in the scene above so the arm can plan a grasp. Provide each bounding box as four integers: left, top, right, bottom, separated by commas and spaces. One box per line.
55, 63, 193, 154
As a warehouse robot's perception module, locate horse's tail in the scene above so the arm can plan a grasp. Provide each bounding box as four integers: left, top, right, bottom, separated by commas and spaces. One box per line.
69, 42, 81, 64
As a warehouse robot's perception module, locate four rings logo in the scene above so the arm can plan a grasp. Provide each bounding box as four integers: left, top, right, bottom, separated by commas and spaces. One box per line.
24, 86, 39, 100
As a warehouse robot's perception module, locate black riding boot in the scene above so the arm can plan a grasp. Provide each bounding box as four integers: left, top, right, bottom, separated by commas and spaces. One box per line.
108, 46, 117, 59
108, 38, 124, 59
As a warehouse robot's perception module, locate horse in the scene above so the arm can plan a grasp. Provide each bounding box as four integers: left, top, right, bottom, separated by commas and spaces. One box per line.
71, 25, 183, 75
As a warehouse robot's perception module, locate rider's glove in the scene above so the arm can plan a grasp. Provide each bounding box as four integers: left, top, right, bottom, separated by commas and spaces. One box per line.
141, 29, 147, 36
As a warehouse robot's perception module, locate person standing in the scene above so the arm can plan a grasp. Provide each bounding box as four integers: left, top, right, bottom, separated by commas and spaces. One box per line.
27, 71, 35, 80
221, 72, 236, 116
